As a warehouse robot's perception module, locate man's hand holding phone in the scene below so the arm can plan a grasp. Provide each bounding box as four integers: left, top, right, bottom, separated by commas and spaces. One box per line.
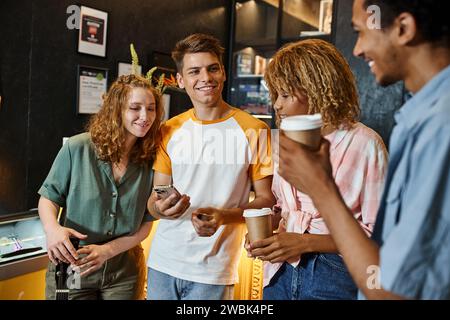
191, 207, 225, 237
151, 185, 190, 220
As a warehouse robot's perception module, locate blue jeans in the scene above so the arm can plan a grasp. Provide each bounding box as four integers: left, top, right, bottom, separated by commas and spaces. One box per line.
263, 253, 357, 300
147, 268, 234, 300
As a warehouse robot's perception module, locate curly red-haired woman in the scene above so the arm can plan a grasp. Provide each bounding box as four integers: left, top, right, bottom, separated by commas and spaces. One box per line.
38, 74, 163, 299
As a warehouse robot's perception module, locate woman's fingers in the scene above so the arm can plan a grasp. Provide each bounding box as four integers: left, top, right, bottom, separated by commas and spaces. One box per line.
250, 239, 279, 258
52, 248, 69, 264
63, 239, 79, 261
48, 251, 58, 265
57, 243, 76, 264
80, 266, 97, 277
77, 258, 95, 270
73, 246, 93, 266
78, 260, 99, 277
76, 246, 92, 256
259, 250, 283, 263
68, 228, 88, 240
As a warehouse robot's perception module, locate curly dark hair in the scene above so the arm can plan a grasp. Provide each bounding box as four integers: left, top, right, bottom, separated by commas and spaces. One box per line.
172, 33, 225, 72
364, 0, 449, 46
265, 39, 359, 130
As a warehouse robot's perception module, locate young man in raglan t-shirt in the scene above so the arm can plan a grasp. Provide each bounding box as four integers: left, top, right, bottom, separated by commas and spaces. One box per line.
145, 33, 275, 300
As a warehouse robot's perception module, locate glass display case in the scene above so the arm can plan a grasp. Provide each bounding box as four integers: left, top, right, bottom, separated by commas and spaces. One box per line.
0, 210, 48, 280
227, 0, 337, 128
229, 0, 278, 127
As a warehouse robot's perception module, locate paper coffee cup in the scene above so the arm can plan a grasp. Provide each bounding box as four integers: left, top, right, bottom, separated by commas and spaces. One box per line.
280, 114, 323, 150
243, 208, 272, 242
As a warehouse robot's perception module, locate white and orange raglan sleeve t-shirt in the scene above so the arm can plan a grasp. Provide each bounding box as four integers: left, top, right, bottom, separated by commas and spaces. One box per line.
148, 107, 272, 285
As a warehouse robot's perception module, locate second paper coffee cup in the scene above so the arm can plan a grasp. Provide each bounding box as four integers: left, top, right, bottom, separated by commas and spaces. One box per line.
244, 208, 272, 242
280, 114, 323, 150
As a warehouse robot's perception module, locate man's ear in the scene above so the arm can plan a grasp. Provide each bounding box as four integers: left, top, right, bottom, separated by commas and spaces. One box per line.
394, 12, 418, 46
176, 73, 185, 89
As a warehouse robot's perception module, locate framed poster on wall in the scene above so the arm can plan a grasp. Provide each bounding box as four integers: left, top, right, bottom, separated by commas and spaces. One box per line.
117, 62, 142, 77
77, 65, 108, 114
78, 6, 108, 57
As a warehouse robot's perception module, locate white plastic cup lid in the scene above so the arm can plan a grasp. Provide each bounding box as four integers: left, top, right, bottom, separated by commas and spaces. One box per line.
280, 114, 323, 131
243, 208, 272, 218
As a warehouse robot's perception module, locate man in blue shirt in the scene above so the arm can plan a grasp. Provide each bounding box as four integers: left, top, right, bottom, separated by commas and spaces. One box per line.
270, 0, 450, 299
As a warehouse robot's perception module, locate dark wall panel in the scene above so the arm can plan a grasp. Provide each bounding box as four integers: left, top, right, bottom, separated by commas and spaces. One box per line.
235, 1, 278, 47
1, 0, 228, 214
1, 0, 407, 216
0, 1, 32, 214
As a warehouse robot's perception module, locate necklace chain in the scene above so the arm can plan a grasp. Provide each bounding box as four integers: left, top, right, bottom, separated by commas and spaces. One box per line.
113, 161, 128, 171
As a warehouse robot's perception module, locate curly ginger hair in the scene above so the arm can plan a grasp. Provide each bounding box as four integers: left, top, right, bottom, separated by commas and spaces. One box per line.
265, 39, 360, 129
87, 74, 163, 165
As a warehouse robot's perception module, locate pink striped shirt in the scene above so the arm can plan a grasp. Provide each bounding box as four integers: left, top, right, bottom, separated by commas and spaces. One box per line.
264, 122, 388, 287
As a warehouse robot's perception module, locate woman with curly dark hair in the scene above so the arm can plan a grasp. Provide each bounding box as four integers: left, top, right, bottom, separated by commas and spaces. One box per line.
38, 74, 163, 299
247, 39, 388, 300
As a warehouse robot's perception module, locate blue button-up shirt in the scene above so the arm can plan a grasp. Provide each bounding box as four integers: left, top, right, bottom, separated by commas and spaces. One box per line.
377, 65, 450, 299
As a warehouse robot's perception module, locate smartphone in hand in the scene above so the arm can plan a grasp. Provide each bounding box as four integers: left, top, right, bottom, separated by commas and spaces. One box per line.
153, 185, 182, 205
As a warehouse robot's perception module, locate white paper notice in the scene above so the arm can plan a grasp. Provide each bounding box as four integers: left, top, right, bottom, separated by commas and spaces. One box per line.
78, 67, 107, 114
